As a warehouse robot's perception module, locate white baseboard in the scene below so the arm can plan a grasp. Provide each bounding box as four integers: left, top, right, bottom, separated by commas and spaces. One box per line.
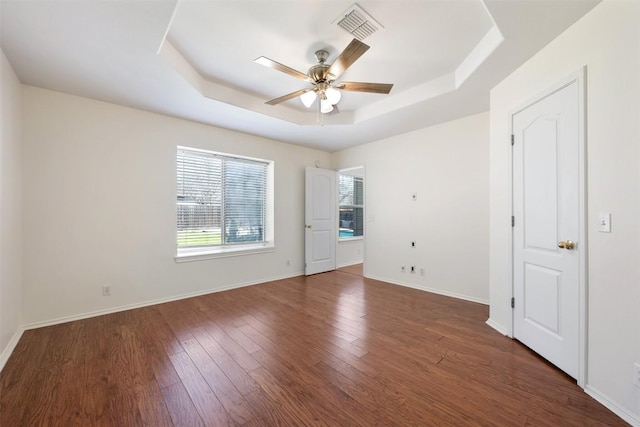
584, 385, 640, 426
485, 318, 510, 336
0, 327, 25, 373
365, 274, 489, 305
23, 271, 305, 331
337, 261, 363, 269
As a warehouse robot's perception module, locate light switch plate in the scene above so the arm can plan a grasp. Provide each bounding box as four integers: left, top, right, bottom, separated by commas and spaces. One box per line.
598, 213, 611, 233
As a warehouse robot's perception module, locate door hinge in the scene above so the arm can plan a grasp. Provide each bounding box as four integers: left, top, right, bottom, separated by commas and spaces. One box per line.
511, 216, 515, 227
511, 297, 515, 308
511, 134, 514, 146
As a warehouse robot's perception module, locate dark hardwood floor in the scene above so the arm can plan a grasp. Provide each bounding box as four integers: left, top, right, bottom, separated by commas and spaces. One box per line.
0, 270, 627, 426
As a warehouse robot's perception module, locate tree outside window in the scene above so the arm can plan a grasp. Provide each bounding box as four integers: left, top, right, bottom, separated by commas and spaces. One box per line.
176, 146, 270, 253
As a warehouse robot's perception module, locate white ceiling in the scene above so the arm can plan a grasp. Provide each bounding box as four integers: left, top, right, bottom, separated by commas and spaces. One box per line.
0, 0, 600, 152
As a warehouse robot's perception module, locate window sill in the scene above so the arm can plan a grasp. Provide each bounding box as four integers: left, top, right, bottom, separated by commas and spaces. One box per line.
339, 236, 364, 242
175, 243, 275, 263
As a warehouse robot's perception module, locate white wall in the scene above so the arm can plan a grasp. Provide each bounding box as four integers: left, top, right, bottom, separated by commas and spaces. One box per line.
0, 50, 23, 367
333, 112, 490, 303
337, 239, 363, 268
488, 0, 640, 422
21, 86, 330, 326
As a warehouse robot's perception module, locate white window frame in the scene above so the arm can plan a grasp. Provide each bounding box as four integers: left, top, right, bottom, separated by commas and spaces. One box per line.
175, 146, 274, 262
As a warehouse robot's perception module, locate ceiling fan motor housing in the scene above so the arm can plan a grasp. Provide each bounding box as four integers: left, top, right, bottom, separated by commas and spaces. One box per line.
308, 64, 334, 84
308, 49, 337, 84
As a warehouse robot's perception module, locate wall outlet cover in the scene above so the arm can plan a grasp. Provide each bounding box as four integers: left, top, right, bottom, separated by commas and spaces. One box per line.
598, 212, 611, 233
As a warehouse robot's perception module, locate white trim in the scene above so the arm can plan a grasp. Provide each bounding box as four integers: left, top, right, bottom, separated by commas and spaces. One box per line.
366, 274, 489, 305
485, 318, 509, 336
22, 271, 303, 331
508, 67, 588, 386
0, 327, 25, 373
584, 386, 640, 427
156, 0, 179, 54
576, 67, 588, 389
175, 245, 275, 263
506, 107, 515, 338
337, 261, 363, 269
338, 236, 363, 242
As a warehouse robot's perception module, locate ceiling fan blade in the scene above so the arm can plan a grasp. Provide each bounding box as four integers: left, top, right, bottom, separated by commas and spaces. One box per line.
327, 39, 370, 80
255, 56, 310, 81
265, 89, 310, 105
335, 82, 394, 94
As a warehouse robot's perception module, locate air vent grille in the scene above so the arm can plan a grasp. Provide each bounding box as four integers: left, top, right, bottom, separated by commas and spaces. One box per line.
334, 4, 382, 40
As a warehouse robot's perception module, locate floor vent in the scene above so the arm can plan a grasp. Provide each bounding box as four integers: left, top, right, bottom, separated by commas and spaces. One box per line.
334, 4, 383, 41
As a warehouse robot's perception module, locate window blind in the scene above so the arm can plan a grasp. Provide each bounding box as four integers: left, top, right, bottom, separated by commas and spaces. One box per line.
338, 175, 364, 238
177, 147, 267, 248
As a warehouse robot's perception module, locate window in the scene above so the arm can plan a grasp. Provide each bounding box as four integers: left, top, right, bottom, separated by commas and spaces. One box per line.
176, 146, 273, 259
338, 174, 364, 239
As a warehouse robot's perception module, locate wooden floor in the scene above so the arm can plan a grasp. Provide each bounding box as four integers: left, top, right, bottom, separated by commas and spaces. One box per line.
0, 269, 626, 426
337, 263, 364, 276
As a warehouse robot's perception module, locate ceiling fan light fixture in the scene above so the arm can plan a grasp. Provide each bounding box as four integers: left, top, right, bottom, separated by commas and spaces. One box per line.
300, 90, 317, 108
325, 87, 342, 105
320, 98, 334, 113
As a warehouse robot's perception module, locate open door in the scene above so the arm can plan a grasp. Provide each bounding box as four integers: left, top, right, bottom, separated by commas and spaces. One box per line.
305, 167, 336, 275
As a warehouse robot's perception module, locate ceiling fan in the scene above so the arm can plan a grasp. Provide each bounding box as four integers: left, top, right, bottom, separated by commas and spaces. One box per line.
254, 38, 393, 114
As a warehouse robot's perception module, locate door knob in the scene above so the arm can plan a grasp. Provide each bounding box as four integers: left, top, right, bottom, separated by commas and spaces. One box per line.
558, 240, 575, 250
305, 224, 312, 229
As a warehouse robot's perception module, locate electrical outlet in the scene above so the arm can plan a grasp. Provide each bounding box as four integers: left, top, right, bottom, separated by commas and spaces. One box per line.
411, 192, 418, 201
411, 241, 416, 248
633, 363, 640, 388
420, 268, 425, 276
102, 285, 112, 296
401, 265, 406, 273
410, 266, 416, 274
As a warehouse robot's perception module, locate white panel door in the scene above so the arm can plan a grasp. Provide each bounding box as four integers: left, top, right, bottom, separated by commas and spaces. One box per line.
512, 80, 581, 379
305, 167, 336, 275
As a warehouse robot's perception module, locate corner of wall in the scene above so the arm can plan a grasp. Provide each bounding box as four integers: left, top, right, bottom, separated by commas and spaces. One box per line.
0, 48, 24, 370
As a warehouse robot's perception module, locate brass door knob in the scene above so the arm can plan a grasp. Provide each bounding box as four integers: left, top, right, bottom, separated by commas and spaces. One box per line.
305, 224, 312, 229
558, 240, 575, 250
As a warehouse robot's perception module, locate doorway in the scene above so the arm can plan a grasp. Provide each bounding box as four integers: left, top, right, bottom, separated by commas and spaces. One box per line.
337, 166, 365, 273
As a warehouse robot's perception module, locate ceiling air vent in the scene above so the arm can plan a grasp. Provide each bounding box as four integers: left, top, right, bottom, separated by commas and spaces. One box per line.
333, 4, 383, 41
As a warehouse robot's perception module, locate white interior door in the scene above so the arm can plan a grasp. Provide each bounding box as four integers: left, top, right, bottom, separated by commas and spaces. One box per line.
305, 167, 336, 275
512, 78, 582, 379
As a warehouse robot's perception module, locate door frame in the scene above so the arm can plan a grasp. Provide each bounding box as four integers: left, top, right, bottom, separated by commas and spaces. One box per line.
337, 165, 366, 273
507, 67, 587, 387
